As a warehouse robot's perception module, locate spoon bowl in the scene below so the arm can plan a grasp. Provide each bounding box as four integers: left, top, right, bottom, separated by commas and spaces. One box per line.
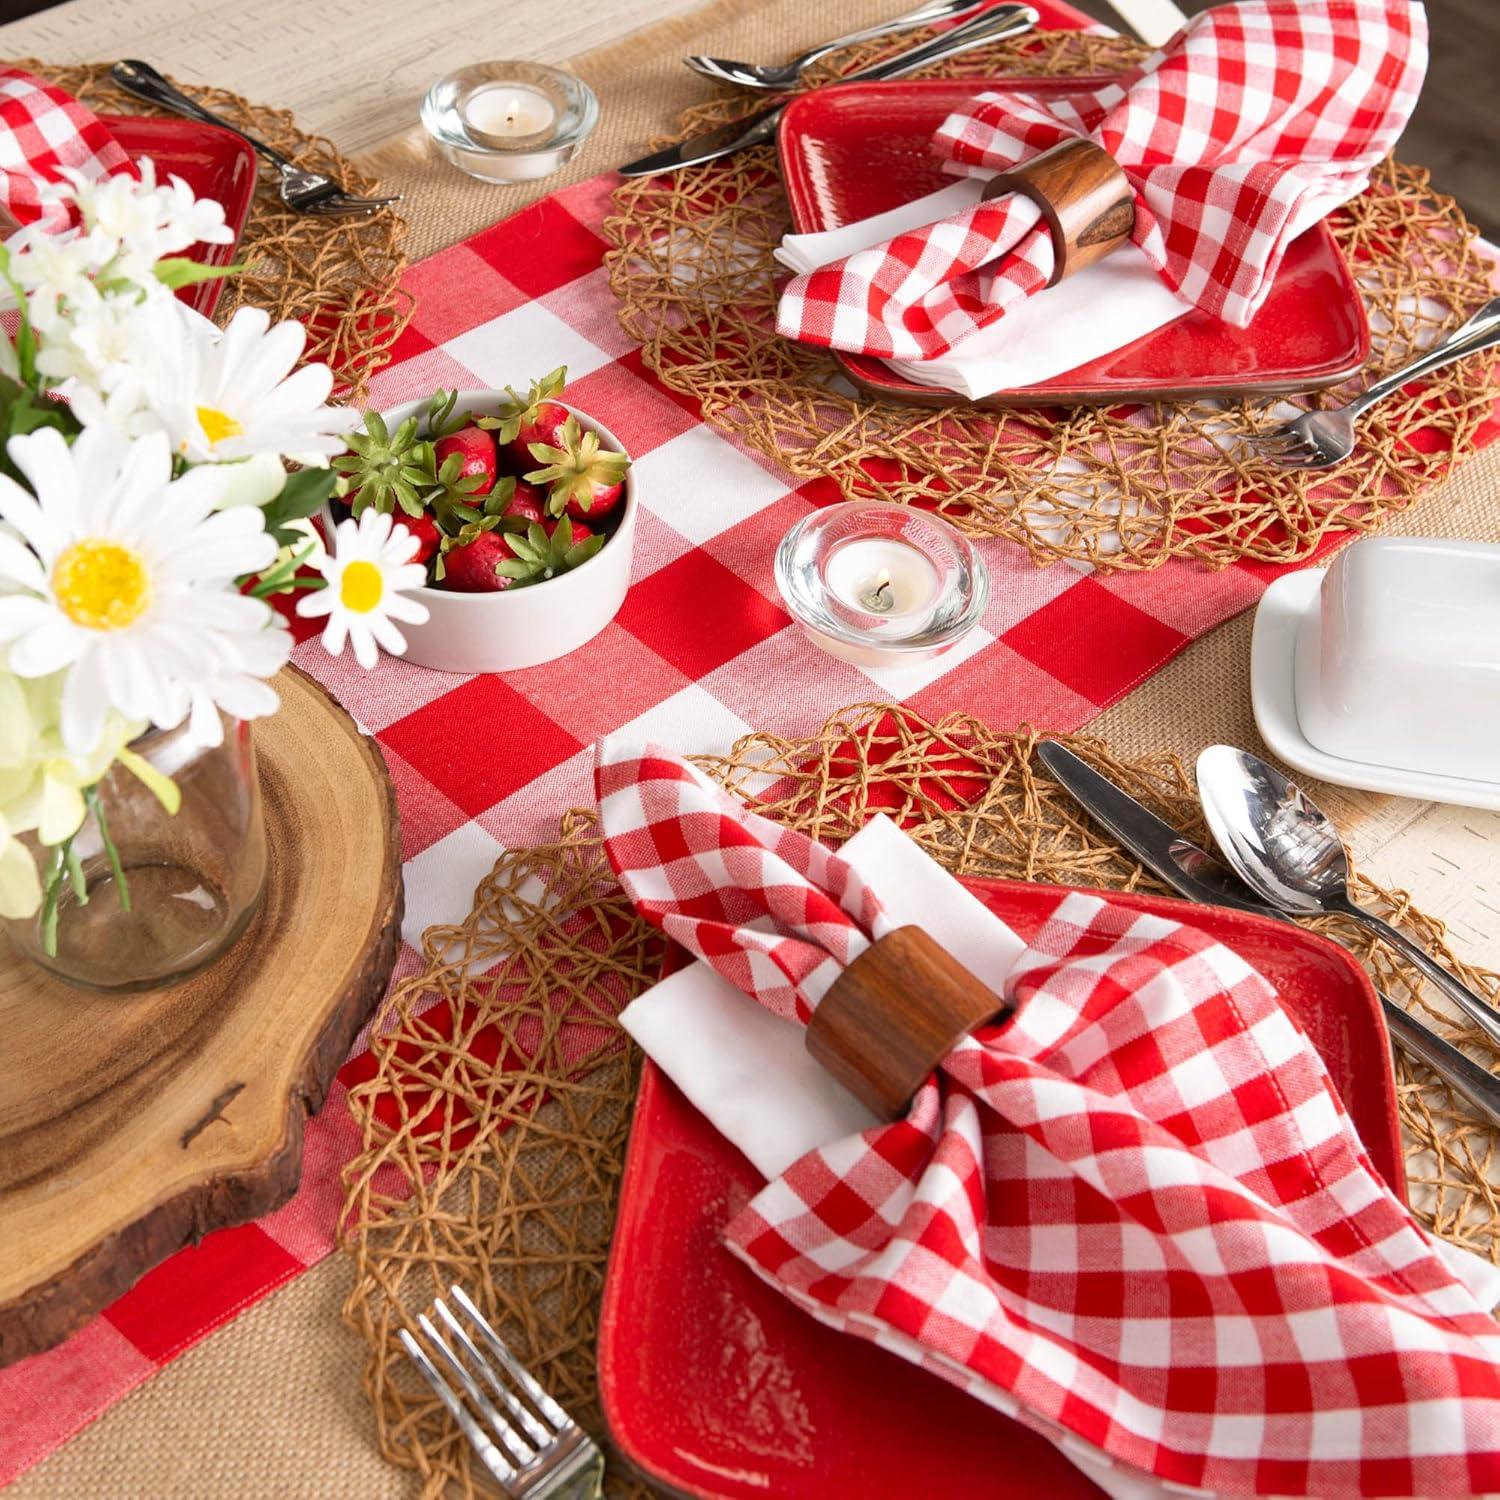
1196, 745, 1500, 1050
1194, 746, 1350, 916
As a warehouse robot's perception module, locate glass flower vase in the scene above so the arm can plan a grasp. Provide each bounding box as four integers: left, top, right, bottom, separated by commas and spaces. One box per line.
4, 714, 267, 992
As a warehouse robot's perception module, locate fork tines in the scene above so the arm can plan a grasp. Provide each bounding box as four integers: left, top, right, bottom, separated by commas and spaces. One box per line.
398, 1285, 599, 1494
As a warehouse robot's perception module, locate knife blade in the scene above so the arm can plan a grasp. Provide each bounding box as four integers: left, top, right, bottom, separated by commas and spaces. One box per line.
1036, 739, 1500, 1130
619, 3, 1039, 177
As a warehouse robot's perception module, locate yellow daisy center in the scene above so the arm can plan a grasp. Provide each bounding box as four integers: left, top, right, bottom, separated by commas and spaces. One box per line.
196, 405, 245, 448
52, 539, 152, 631
339, 560, 385, 614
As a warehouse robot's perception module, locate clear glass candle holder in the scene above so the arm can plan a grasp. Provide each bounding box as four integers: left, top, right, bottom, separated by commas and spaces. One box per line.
3, 715, 266, 992
775, 502, 989, 669
422, 62, 599, 183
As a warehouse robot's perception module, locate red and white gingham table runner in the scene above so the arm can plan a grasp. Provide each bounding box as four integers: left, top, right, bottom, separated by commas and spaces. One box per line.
778, 0, 1429, 361
0, 68, 131, 229
597, 740, 1500, 1497
0, 0, 1495, 1482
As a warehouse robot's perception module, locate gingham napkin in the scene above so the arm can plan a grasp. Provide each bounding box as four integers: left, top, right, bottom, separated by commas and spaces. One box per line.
0, 69, 132, 230
777, 0, 1428, 362
597, 740, 1500, 1498
776, 180, 1187, 397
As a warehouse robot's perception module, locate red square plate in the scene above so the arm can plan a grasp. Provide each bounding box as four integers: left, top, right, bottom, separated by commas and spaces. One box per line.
100, 114, 258, 319
776, 79, 1371, 407
599, 877, 1402, 1500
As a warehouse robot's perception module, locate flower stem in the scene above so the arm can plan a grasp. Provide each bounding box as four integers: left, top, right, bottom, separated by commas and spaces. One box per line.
38, 844, 65, 957
84, 786, 132, 915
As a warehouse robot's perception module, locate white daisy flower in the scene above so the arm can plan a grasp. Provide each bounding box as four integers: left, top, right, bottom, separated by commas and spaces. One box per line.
2, 222, 116, 334
34, 282, 176, 396
121, 302, 358, 466
297, 508, 429, 669
41, 156, 233, 269
0, 425, 283, 753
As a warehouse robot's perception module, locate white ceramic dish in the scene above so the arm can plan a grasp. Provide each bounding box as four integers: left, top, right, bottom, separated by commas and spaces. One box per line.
328, 391, 636, 674
1293, 537, 1500, 784
1252, 569, 1500, 811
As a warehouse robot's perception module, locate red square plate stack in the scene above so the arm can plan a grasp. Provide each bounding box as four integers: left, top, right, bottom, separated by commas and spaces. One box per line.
776, 79, 1371, 407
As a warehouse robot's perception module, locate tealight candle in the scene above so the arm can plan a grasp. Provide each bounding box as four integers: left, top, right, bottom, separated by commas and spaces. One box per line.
775, 502, 989, 670
460, 84, 557, 147
824, 538, 941, 625
422, 63, 599, 184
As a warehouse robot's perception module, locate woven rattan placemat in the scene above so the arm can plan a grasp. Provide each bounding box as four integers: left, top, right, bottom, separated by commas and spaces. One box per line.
340, 709, 1500, 1499
602, 27, 1500, 572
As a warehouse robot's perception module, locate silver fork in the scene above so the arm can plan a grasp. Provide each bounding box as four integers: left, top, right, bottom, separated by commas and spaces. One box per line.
685, 0, 983, 90
398, 1286, 604, 1499
1252, 295, 1500, 468
110, 60, 400, 217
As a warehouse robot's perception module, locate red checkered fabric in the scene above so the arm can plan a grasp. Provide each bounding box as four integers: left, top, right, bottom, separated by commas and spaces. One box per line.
1, 0, 1494, 1481
597, 740, 892, 1023
0, 69, 132, 229
778, 0, 1429, 361
597, 743, 1500, 1497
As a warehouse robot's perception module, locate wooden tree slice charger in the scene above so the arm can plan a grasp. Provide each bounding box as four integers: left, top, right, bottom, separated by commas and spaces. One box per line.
0, 666, 402, 1366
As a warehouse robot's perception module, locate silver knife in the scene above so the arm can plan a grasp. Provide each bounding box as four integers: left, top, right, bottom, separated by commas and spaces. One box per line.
1036, 739, 1500, 1130
619, 3, 1040, 177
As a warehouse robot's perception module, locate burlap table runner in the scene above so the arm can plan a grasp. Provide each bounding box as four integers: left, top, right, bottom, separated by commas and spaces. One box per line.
10, 0, 1500, 1494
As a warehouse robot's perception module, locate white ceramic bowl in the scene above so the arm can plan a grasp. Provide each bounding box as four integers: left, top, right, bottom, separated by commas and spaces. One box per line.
333, 390, 636, 674
1293, 536, 1500, 783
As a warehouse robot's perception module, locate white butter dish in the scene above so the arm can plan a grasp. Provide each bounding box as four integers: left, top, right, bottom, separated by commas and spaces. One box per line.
1293, 537, 1500, 784
1251, 565, 1500, 811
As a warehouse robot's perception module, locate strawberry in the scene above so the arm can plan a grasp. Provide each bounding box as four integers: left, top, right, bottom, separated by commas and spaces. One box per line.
480, 367, 570, 472
395, 510, 441, 566
440, 531, 515, 593
498, 478, 549, 530
524, 414, 631, 523
432, 425, 499, 497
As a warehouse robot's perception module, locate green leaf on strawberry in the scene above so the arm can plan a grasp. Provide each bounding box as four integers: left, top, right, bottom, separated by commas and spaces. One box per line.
523, 414, 631, 518
333, 409, 428, 516
476, 365, 567, 445
425, 388, 464, 440
494, 518, 604, 587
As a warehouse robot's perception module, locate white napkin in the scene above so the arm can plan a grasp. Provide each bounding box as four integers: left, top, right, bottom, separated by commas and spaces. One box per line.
620, 813, 1500, 1500
775, 180, 1188, 398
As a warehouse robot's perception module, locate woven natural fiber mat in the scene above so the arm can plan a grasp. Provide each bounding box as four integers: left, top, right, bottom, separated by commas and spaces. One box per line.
340, 706, 1500, 1498
23, 61, 411, 403
604, 27, 1500, 573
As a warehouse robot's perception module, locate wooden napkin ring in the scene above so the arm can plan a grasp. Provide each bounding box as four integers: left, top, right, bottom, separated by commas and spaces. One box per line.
982, 137, 1135, 285
805, 926, 1008, 1120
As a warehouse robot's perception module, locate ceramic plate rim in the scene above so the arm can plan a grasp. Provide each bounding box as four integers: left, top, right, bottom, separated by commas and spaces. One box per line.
1253, 570, 1500, 810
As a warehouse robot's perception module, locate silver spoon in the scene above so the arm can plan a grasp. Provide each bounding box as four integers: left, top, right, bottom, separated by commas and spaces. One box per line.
1196, 745, 1500, 1051
685, 0, 983, 91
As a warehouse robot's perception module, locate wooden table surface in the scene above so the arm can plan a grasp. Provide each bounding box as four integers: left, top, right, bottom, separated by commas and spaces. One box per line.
0, 0, 1497, 1487
0, 0, 705, 155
